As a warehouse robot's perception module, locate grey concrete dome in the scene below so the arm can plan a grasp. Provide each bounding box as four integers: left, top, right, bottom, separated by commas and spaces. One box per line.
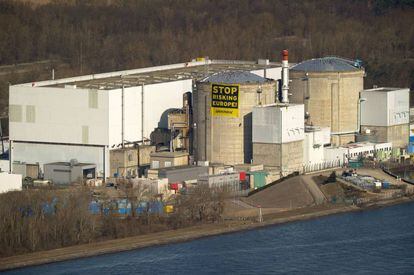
291, 57, 361, 72
201, 71, 268, 84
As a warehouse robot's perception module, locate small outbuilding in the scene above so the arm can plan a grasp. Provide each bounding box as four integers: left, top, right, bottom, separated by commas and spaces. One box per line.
150, 151, 189, 169
44, 161, 96, 185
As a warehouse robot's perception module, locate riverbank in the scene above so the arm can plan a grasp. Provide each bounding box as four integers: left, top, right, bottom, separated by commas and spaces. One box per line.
1, 195, 413, 272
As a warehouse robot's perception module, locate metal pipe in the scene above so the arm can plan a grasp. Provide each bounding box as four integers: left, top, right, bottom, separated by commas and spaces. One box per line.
357, 97, 367, 134
0, 119, 4, 155
137, 143, 140, 177
9, 140, 12, 173
331, 130, 358, 135
280, 108, 283, 173
205, 94, 208, 161
141, 83, 145, 140
281, 50, 289, 103
121, 85, 125, 148
103, 146, 106, 181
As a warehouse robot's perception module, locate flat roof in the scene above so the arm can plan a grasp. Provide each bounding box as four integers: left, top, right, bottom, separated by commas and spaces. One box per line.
341, 142, 375, 149
45, 162, 96, 167
22, 59, 282, 90
150, 151, 189, 157
255, 103, 303, 108
338, 141, 392, 149
149, 165, 207, 172
362, 87, 409, 93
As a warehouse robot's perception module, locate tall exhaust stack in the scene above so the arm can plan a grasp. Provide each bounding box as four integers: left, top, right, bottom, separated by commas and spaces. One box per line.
281, 49, 289, 103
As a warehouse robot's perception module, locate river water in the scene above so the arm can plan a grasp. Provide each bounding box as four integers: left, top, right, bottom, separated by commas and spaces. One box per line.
6, 202, 414, 274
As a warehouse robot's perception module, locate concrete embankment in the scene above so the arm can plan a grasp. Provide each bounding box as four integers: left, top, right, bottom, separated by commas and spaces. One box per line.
1, 196, 413, 272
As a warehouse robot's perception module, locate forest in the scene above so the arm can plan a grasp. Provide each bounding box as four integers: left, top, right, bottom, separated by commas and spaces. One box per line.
0, 0, 413, 111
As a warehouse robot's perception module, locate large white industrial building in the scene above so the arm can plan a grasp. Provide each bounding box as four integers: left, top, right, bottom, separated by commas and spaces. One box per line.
9, 59, 282, 177
360, 87, 409, 148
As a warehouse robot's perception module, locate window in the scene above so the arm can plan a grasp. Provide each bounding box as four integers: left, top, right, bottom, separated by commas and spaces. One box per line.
152, 160, 159, 169
164, 161, 172, 167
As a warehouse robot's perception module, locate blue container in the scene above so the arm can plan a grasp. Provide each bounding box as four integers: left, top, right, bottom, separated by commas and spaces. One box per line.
117, 199, 132, 215
42, 203, 54, 215
382, 181, 390, 189
42, 198, 58, 215
103, 207, 111, 215
135, 207, 146, 214
19, 206, 34, 217
148, 201, 164, 214
118, 207, 131, 215
89, 201, 101, 215
407, 143, 414, 153
135, 202, 148, 214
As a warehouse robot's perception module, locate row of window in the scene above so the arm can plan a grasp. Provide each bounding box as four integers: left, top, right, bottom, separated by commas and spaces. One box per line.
345, 147, 391, 158
151, 160, 172, 169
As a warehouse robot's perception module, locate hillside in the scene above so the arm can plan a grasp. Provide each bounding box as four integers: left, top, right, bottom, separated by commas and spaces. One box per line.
0, 0, 413, 112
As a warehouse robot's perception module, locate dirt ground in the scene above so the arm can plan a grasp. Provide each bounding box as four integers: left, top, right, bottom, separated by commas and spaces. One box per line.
225, 175, 329, 218
241, 176, 315, 209
229, 167, 412, 219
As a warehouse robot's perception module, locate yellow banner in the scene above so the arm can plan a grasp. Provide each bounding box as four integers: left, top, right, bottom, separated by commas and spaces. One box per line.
211, 83, 239, 118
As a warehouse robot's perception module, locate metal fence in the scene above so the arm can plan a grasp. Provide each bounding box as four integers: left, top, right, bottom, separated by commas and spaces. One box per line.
303, 159, 343, 174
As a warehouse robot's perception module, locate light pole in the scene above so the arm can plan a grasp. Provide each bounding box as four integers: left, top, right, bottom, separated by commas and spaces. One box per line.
358, 97, 367, 134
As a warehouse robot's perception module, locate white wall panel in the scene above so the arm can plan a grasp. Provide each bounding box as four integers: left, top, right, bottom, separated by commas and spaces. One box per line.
323, 147, 348, 163
387, 89, 409, 125
108, 80, 191, 145
0, 160, 9, 172
360, 92, 387, 126
253, 104, 304, 144
304, 132, 324, 165
125, 87, 142, 142
108, 89, 122, 146
10, 86, 109, 145
108, 86, 142, 146
143, 79, 192, 139
281, 104, 305, 143
0, 173, 22, 193
251, 67, 282, 81
253, 106, 281, 143
361, 88, 409, 127
12, 142, 108, 177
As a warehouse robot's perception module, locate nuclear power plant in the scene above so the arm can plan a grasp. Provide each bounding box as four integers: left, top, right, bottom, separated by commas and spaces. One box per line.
2, 49, 411, 192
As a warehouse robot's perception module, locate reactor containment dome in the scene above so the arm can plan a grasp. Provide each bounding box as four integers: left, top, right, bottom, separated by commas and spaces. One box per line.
289, 57, 365, 146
